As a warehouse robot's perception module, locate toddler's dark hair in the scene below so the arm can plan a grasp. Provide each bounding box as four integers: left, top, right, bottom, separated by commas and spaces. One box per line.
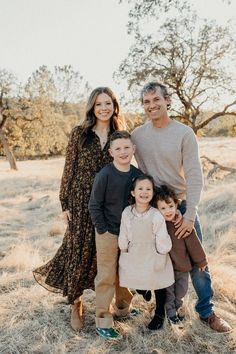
155, 185, 179, 205
129, 174, 156, 205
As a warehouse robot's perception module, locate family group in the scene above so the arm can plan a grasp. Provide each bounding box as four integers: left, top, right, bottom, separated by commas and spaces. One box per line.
33, 82, 232, 339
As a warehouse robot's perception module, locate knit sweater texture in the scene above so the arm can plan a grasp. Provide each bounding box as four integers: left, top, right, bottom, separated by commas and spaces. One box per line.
88, 163, 142, 235
166, 222, 207, 272
131, 120, 203, 220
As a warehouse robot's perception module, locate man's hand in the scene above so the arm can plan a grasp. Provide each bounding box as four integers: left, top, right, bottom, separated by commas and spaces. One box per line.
175, 217, 194, 239
173, 210, 183, 228
199, 265, 207, 272
62, 210, 71, 225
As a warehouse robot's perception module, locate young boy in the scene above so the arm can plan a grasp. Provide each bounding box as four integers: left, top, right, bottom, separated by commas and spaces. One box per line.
88, 131, 142, 339
155, 185, 208, 326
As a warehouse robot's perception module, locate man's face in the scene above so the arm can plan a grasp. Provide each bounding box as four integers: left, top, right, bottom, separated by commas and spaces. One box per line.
142, 88, 170, 122
109, 138, 135, 166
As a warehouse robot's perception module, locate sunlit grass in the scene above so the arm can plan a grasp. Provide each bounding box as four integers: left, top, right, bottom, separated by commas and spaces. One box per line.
0, 138, 235, 353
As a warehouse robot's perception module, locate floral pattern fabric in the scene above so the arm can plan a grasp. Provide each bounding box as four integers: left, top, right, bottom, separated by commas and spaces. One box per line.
33, 126, 113, 304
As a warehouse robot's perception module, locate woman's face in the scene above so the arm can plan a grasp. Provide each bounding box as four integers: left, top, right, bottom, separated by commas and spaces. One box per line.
94, 93, 114, 123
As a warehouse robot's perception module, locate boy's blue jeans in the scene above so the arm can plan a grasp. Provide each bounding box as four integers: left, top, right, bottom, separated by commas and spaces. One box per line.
178, 201, 214, 318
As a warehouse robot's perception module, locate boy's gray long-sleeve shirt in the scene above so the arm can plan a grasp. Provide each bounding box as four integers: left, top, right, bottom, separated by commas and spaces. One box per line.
88, 163, 142, 236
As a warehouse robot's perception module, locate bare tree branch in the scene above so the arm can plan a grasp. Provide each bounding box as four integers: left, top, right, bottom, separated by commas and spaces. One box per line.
201, 155, 236, 179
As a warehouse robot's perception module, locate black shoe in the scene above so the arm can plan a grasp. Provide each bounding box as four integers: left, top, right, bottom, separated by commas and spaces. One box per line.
148, 315, 164, 330
142, 290, 152, 301
177, 314, 185, 322
136, 289, 152, 302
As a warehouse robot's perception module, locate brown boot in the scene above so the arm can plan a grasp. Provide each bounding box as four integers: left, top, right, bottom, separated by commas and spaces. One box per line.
200, 313, 232, 333
70, 297, 83, 331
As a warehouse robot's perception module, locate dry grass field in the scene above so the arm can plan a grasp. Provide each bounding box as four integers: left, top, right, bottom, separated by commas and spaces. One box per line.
0, 137, 236, 354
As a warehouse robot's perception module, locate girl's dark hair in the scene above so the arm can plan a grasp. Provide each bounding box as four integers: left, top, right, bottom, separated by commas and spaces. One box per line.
155, 185, 179, 205
80, 87, 121, 146
129, 174, 156, 205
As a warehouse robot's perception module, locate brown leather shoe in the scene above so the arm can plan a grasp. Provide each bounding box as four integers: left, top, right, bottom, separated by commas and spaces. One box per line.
200, 313, 232, 333
71, 297, 83, 331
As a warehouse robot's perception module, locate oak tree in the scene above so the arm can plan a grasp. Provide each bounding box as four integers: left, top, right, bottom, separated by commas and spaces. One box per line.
118, 1, 236, 133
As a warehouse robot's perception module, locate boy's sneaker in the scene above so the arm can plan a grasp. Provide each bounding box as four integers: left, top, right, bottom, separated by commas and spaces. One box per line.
96, 327, 122, 340
168, 315, 184, 328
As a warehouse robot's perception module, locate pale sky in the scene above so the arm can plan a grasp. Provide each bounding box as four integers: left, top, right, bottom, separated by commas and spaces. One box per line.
1, 0, 236, 99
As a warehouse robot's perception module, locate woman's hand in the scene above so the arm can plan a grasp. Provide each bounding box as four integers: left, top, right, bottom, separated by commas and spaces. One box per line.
62, 210, 71, 225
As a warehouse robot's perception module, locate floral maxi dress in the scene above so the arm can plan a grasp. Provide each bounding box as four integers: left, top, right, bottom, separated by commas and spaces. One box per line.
33, 126, 113, 304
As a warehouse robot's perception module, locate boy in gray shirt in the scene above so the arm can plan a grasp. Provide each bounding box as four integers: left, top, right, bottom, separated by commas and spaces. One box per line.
89, 131, 142, 340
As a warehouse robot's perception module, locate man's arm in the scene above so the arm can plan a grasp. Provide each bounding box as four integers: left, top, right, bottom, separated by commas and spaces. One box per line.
175, 130, 203, 239
184, 228, 208, 269
183, 130, 203, 220
88, 172, 108, 234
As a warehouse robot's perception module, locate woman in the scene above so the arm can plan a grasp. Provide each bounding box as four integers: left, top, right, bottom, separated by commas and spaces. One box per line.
33, 87, 122, 330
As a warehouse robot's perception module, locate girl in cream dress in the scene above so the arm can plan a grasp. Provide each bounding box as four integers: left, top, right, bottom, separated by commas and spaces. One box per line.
118, 175, 174, 330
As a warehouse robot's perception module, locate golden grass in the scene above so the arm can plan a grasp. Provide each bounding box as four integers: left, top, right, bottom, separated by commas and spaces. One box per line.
0, 138, 235, 353
0, 242, 42, 271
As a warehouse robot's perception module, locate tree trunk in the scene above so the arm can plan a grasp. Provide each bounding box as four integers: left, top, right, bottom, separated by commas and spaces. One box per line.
0, 129, 18, 170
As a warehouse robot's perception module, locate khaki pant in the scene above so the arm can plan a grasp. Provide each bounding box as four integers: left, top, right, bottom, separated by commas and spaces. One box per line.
95, 231, 133, 328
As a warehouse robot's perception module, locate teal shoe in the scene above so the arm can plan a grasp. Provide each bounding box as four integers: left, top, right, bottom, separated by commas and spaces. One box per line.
96, 327, 122, 340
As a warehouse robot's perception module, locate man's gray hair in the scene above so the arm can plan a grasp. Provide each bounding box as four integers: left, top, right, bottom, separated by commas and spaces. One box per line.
140, 82, 170, 103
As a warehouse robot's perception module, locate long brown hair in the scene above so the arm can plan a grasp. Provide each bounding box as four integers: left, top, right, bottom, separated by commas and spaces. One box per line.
80, 87, 121, 146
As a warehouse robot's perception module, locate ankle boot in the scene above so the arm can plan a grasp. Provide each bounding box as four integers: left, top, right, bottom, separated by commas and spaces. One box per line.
148, 314, 164, 330
70, 297, 83, 331
148, 288, 166, 330
136, 289, 152, 302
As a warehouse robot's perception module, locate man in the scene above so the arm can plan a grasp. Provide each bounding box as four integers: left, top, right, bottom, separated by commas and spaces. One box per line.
131, 81, 232, 332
